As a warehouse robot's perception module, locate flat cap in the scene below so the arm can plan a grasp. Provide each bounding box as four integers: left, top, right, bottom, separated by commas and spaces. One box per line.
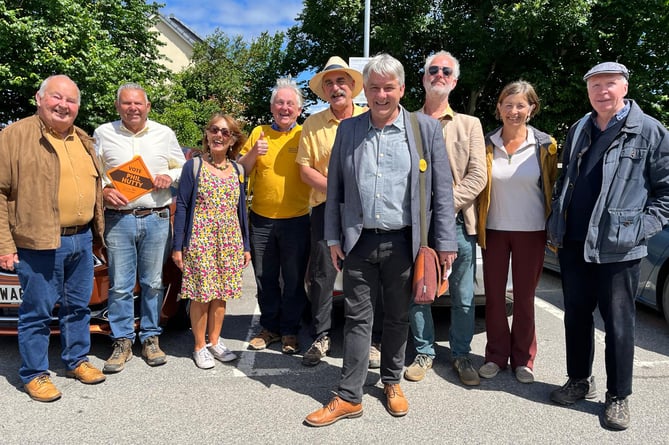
583, 62, 629, 81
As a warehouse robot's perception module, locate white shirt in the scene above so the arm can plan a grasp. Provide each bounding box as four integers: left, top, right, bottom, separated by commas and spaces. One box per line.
94, 119, 185, 209
487, 128, 545, 231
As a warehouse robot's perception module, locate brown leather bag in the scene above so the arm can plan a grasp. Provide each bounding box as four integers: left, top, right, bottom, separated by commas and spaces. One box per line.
410, 113, 449, 304
412, 245, 449, 304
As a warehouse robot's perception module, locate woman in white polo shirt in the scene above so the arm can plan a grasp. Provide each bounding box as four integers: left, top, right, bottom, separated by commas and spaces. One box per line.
476, 81, 558, 384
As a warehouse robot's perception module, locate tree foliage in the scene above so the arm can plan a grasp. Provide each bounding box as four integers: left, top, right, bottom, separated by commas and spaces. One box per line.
0, 0, 167, 132
285, 0, 669, 144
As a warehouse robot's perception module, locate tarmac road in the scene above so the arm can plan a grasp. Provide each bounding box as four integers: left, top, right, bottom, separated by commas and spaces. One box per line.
1, 267, 668, 444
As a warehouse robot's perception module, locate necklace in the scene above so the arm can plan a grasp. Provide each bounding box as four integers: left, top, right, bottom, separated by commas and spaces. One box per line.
209, 156, 230, 171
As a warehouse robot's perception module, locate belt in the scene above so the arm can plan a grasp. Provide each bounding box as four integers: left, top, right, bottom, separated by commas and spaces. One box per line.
61, 224, 90, 236
106, 206, 170, 217
361, 227, 410, 235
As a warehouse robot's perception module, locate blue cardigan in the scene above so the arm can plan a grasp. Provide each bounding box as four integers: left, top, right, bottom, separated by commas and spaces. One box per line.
172, 156, 250, 252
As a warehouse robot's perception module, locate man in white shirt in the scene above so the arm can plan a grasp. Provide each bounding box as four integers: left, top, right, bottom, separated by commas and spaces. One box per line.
95, 83, 185, 373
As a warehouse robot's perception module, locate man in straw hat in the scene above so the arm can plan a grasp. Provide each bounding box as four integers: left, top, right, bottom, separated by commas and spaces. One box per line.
296, 56, 367, 367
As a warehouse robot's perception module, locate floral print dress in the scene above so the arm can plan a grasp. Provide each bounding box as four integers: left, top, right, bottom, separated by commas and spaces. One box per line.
181, 166, 243, 303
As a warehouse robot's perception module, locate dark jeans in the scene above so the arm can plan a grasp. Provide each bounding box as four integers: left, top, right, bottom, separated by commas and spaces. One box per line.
338, 229, 412, 404
307, 203, 338, 338
558, 241, 639, 398
250, 211, 310, 335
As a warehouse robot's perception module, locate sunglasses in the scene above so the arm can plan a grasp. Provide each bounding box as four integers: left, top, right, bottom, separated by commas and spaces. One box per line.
428, 65, 453, 77
207, 126, 232, 137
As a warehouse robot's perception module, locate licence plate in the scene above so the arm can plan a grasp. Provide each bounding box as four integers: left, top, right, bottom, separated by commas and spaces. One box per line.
0, 272, 23, 304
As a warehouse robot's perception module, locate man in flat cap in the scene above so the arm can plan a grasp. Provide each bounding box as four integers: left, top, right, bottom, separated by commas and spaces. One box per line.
296, 56, 367, 366
547, 62, 669, 430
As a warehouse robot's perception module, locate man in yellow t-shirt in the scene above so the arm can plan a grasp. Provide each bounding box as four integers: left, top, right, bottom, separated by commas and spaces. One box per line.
295, 56, 367, 367
239, 77, 311, 355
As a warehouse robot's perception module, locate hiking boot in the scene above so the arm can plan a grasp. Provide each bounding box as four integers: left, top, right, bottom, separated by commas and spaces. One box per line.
515, 366, 535, 384
103, 338, 133, 373
193, 346, 215, 369
453, 356, 480, 386
208, 338, 238, 362
369, 343, 381, 369
142, 336, 167, 366
248, 329, 281, 350
478, 362, 501, 379
281, 335, 299, 354
404, 354, 433, 382
604, 393, 630, 430
550, 376, 597, 405
302, 335, 331, 366
66, 361, 106, 384
24, 374, 61, 402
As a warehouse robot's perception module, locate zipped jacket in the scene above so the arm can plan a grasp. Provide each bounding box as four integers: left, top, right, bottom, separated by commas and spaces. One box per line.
547, 100, 669, 263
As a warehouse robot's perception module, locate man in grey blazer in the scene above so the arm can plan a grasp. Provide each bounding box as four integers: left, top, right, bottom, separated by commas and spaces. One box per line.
305, 53, 458, 427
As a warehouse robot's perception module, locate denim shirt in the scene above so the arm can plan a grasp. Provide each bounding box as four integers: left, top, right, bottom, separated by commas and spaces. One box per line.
547, 100, 669, 263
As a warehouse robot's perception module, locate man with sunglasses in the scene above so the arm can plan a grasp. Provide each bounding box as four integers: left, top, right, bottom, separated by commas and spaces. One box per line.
95, 83, 185, 373
405, 51, 487, 386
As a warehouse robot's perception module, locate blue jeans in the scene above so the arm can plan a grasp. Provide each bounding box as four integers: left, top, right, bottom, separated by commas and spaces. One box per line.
249, 211, 309, 335
17, 229, 94, 384
409, 218, 476, 358
105, 210, 170, 343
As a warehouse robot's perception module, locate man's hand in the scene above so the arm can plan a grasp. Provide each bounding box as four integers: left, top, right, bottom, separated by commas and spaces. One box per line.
253, 131, 268, 156
153, 174, 173, 189
0, 252, 18, 271
330, 245, 345, 272
438, 251, 458, 271
102, 186, 130, 208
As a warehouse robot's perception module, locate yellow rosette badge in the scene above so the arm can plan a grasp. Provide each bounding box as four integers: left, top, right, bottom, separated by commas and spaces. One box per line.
548, 144, 557, 155
419, 159, 427, 172
239, 173, 245, 183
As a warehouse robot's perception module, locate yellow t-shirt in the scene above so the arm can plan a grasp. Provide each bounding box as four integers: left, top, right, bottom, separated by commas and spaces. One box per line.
241, 124, 310, 219
296, 105, 367, 206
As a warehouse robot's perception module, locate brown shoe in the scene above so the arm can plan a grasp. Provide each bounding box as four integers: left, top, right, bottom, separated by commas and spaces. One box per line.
248, 329, 281, 350
281, 335, 299, 354
24, 374, 62, 402
103, 338, 133, 373
142, 336, 167, 366
66, 361, 106, 384
304, 396, 363, 427
384, 383, 409, 417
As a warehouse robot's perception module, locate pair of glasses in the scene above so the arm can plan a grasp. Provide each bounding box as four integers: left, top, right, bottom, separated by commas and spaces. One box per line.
428, 65, 453, 77
207, 127, 232, 137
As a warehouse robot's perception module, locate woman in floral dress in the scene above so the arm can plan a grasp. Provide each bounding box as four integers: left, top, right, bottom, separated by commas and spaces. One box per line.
172, 112, 251, 369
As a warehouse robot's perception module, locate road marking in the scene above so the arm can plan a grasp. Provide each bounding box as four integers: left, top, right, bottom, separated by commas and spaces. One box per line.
233, 304, 293, 377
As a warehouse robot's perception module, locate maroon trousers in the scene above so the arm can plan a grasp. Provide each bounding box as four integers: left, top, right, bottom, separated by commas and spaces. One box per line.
482, 229, 546, 370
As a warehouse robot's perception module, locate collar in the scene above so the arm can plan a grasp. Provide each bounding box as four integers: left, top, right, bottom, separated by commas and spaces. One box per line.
119, 120, 150, 136
591, 100, 631, 130
270, 121, 298, 132
418, 104, 454, 121
367, 106, 405, 131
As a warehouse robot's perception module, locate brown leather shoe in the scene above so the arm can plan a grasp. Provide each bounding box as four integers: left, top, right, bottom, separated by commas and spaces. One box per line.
304, 396, 363, 427
66, 361, 106, 384
281, 335, 299, 354
24, 374, 62, 402
384, 383, 409, 417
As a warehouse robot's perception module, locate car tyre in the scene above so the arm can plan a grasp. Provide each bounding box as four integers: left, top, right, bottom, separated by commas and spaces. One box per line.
662, 277, 669, 324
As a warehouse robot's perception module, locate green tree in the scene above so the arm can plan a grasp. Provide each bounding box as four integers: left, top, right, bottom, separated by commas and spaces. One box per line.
285, 0, 669, 144
0, 0, 167, 132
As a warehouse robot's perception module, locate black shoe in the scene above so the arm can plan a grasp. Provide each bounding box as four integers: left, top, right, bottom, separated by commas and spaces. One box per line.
550, 376, 597, 405
604, 393, 630, 430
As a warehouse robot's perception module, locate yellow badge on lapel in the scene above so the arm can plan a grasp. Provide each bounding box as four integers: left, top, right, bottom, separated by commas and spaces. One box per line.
419, 159, 427, 172
548, 145, 557, 155
239, 173, 245, 183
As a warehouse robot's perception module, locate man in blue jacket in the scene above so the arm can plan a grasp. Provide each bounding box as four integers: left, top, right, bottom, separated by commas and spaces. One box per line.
547, 62, 669, 430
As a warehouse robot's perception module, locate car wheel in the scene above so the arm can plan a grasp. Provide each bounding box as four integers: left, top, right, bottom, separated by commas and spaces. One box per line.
662, 277, 669, 324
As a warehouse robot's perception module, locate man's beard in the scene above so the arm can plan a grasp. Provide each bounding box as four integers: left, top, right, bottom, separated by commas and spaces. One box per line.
425, 82, 452, 99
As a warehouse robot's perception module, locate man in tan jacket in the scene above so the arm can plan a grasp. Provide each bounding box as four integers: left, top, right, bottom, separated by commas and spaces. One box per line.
404, 51, 487, 385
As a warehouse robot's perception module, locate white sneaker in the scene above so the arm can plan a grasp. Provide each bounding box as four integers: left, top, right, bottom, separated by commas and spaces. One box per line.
193, 346, 215, 369
207, 339, 238, 362
479, 362, 501, 379
515, 366, 535, 384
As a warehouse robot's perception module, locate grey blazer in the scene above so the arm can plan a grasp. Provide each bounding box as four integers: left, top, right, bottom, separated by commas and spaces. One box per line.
324, 107, 457, 260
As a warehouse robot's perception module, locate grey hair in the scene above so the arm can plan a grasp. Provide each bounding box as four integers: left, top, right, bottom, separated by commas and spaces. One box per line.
116, 83, 148, 102
270, 77, 304, 108
424, 51, 461, 80
363, 54, 405, 87
37, 75, 81, 105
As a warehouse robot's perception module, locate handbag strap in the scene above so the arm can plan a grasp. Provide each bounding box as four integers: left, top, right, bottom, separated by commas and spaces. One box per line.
409, 112, 428, 247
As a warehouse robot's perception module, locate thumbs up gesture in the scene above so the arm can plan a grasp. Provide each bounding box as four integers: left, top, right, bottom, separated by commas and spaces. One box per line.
254, 131, 268, 156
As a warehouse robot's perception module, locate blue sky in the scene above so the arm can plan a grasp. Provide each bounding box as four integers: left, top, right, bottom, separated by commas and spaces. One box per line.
158, 0, 304, 41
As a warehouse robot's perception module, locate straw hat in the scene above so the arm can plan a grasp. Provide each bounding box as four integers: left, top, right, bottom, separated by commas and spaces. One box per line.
308, 56, 364, 102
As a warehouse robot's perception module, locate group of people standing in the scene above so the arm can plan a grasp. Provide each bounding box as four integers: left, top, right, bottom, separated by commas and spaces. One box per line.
1, 50, 668, 434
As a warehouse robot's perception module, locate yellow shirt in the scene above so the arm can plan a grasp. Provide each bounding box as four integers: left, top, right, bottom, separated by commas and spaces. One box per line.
296, 105, 367, 206
46, 130, 97, 227
241, 125, 310, 219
